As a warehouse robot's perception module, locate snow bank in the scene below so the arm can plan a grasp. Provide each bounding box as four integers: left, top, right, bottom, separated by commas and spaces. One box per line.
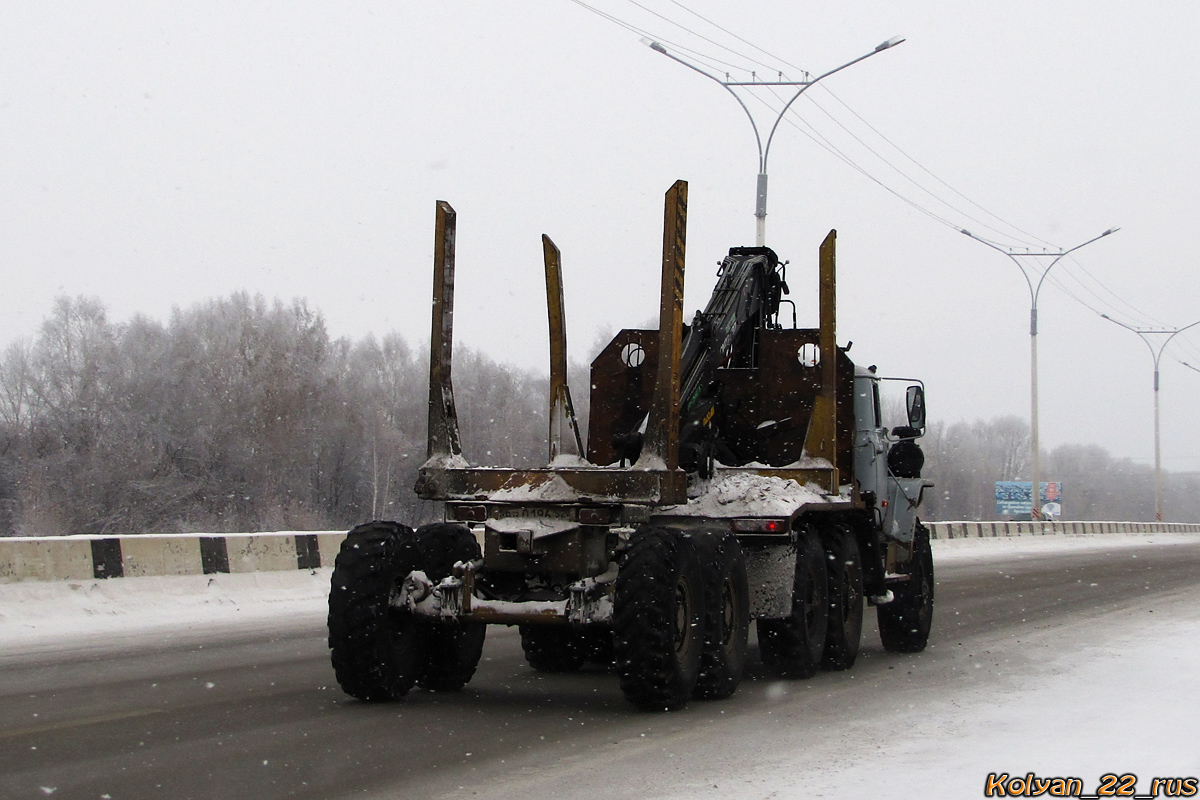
0, 569, 332, 654
932, 531, 1200, 563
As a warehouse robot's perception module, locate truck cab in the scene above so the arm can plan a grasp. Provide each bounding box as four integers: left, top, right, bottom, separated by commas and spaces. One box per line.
853, 367, 931, 553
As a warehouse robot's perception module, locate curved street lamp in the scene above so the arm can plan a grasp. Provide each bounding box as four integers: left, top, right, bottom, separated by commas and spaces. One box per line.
959, 228, 1118, 520
644, 36, 904, 246
1100, 315, 1200, 521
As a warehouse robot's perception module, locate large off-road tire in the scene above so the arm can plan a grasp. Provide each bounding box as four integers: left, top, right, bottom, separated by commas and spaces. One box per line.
758, 529, 829, 679
613, 527, 705, 711
415, 522, 480, 581
583, 628, 615, 667
821, 527, 864, 671
327, 521, 425, 701
693, 532, 750, 700
519, 625, 587, 673
421, 622, 487, 691
414, 523, 487, 691
877, 522, 934, 653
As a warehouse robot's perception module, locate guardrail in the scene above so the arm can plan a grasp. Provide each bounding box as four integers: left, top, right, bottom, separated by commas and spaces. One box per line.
3, 522, 1198, 583
926, 520, 1200, 539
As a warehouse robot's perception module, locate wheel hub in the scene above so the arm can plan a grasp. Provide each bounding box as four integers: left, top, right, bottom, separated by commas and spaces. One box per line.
674, 581, 691, 655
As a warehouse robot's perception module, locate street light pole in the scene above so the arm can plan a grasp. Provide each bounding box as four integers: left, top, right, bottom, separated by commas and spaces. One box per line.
644, 36, 904, 246
960, 228, 1118, 519
1099, 316, 1200, 521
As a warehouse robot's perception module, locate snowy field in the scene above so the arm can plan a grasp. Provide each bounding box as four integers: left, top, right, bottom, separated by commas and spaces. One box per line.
2, 533, 1198, 799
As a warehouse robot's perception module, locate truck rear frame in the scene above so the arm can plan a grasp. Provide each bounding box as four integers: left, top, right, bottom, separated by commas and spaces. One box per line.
327, 180, 933, 710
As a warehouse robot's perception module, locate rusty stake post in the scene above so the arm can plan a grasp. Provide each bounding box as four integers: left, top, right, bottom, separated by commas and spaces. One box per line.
426, 200, 463, 461
543, 235, 585, 461
802, 229, 839, 484
638, 179, 688, 471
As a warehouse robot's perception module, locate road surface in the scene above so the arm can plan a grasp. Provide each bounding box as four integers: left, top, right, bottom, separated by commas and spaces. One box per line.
2, 535, 1198, 800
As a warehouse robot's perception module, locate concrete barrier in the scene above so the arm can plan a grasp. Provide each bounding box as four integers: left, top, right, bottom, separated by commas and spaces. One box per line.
926, 520, 1200, 540
2, 539, 96, 582
4, 521, 1200, 583
121, 535, 204, 578
0, 531, 348, 584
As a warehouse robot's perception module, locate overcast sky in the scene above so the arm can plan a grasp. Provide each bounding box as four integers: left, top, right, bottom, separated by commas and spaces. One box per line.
3, 1, 1199, 476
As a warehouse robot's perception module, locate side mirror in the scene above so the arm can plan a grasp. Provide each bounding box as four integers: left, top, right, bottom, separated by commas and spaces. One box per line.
906, 384, 926, 430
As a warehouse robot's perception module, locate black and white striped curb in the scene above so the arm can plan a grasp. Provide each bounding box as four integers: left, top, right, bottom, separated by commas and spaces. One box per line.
0, 531, 347, 583
3, 522, 1198, 583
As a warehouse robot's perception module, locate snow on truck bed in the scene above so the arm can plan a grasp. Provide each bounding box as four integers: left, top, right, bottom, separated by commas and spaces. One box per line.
663, 471, 839, 517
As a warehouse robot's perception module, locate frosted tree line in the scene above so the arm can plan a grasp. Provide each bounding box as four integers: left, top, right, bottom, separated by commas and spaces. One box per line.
919, 417, 1200, 522
0, 295, 1195, 536
0, 295, 555, 536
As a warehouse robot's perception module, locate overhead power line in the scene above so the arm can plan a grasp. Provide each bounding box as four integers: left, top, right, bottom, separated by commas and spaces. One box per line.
565, 0, 1189, 338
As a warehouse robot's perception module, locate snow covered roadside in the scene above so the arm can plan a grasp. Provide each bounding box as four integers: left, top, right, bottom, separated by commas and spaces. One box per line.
639, 585, 1200, 800
2, 532, 1195, 656
634, 532, 1200, 800
3, 532, 1199, 799
932, 530, 1200, 563
422, 532, 1200, 800
0, 568, 333, 655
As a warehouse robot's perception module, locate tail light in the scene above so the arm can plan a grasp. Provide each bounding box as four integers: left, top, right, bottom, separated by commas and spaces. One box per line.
730, 518, 787, 534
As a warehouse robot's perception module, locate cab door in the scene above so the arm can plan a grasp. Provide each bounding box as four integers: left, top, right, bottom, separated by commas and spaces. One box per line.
852, 374, 888, 508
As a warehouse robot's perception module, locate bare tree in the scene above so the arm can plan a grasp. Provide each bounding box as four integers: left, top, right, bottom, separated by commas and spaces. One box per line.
1, 293, 1195, 535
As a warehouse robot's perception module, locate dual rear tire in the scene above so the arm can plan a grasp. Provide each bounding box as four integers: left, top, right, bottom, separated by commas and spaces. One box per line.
327, 521, 486, 701
758, 525, 866, 678
611, 524, 864, 708
693, 532, 750, 700
612, 527, 750, 710
519, 625, 588, 673
612, 527, 707, 710
758, 529, 829, 679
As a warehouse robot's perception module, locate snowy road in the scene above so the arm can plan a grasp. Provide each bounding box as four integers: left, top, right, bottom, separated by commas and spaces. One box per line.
1, 534, 1198, 800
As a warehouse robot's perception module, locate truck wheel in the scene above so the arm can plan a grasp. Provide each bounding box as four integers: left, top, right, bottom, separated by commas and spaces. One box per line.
415, 523, 487, 691
416, 522, 480, 579
421, 623, 487, 691
613, 527, 705, 711
758, 529, 829, 679
327, 521, 425, 701
519, 626, 587, 673
877, 522, 934, 653
821, 528, 864, 671
583, 628, 615, 666
693, 532, 749, 700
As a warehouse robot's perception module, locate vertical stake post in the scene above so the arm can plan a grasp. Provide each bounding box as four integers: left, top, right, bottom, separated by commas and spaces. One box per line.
426, 201, 463, 461
803, 230, 840, 486
639, 180, 688, 471
543, 234, 585, 462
